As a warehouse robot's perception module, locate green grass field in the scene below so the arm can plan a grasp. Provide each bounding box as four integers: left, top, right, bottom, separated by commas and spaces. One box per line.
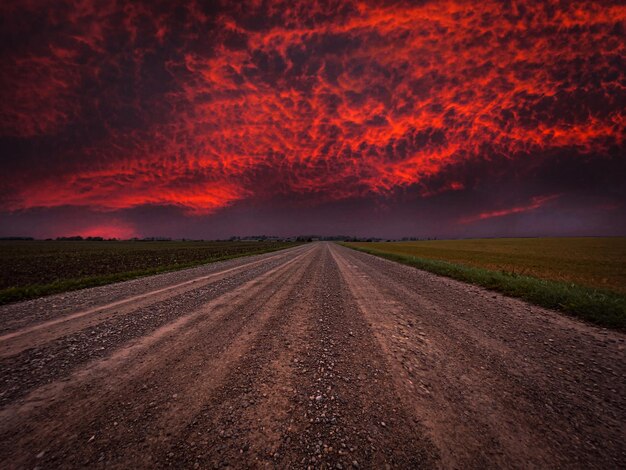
344, 238, 626, 329
0, 240, 298, 305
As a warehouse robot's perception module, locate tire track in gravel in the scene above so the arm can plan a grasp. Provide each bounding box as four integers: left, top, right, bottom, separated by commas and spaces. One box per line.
0, 245, 310, 335
162, 243, 436, 469
60, 243, 321, 469
331, 243, 626, 469
0, 245, 309, 353
0, 246, 312, 407
281, 243, 437, 469
160, 243, 326, 469
0, 244, 318, 469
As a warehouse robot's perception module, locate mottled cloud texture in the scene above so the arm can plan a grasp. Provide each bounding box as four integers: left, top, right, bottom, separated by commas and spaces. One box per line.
0, 0, 624, 238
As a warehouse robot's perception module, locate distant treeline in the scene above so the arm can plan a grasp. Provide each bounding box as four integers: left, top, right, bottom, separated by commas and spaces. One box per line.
1, 235, 440, 242
55, 236, 121, 241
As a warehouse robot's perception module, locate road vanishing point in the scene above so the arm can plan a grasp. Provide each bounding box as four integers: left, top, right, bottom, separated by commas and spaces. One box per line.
0, 242, 624, 468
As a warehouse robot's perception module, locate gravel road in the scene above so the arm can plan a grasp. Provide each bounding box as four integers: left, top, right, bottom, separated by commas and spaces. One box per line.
0, 242, 624, 469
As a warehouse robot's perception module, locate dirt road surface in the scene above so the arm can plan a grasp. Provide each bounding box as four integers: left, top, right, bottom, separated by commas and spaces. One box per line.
0, 242, 624, 469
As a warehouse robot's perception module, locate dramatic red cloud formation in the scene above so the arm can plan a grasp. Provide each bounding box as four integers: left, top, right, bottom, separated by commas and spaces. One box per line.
0, 0, 624, 236
460, 194, 561, 224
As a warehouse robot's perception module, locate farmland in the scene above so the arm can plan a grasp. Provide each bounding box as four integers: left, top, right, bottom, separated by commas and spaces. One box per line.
347, 237, 626, 293
0, 240, 298, 304
345, 237, 626, 328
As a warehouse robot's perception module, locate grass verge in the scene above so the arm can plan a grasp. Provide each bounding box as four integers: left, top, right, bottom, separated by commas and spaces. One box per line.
0, 244, 296, 305
343, 244, 626, 330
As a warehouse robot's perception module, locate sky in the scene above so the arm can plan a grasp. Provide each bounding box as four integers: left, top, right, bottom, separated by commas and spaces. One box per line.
0, 0, 624, 239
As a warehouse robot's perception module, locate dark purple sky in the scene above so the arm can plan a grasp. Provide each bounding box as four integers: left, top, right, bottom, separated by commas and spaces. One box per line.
1, 1, 624, 239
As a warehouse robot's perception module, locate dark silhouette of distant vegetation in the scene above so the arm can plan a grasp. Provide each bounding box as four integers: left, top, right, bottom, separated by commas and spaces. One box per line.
56, 236, 116, 241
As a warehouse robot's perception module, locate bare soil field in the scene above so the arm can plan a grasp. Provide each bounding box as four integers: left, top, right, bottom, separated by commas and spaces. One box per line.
0, 242, 624, 469
0, 240, 298, 304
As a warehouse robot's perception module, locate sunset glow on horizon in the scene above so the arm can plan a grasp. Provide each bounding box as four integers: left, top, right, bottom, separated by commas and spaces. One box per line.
1, 0, 624, 239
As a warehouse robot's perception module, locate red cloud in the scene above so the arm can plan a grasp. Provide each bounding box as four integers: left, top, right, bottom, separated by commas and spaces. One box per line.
460, 194, 561, 224
0, 1, 623, 217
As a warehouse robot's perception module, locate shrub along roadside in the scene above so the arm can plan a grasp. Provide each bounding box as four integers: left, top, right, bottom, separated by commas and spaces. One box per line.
0, 244, 295, 305
343, 244, 626, 330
